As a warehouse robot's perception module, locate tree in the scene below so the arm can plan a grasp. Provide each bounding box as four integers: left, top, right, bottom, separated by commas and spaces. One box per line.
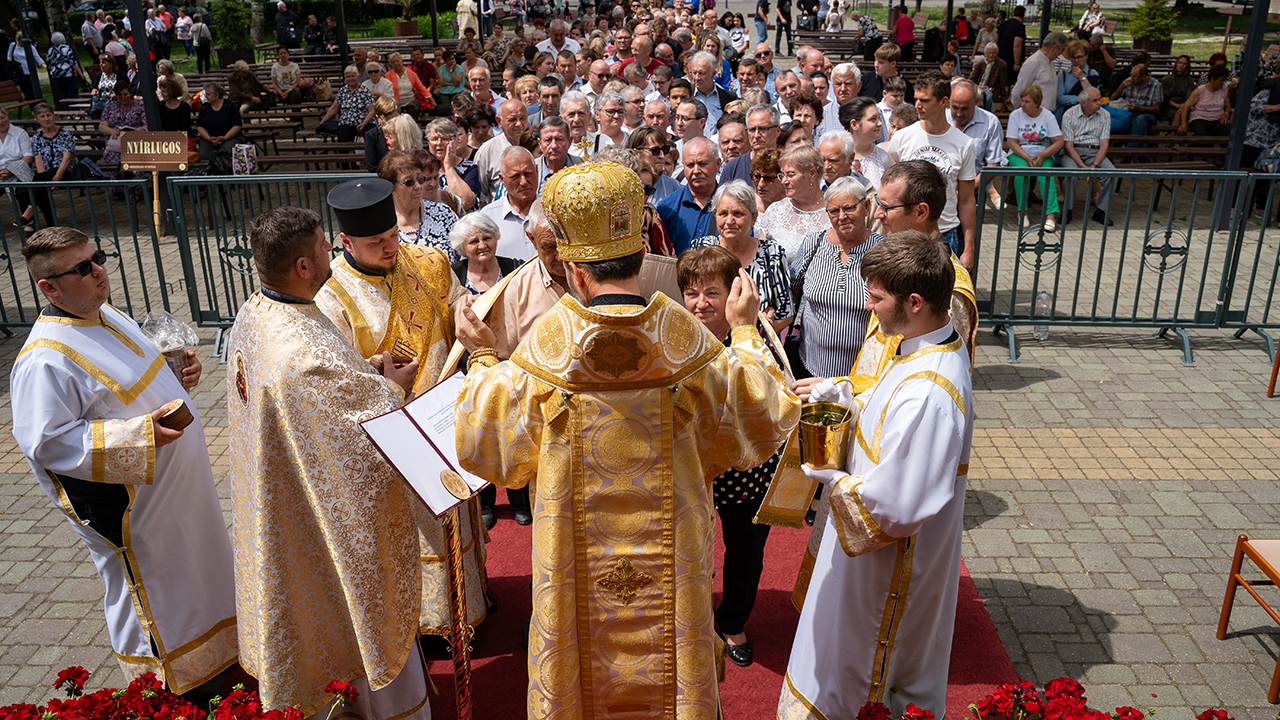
41, 0, 70, 38
251, 0, 263, 44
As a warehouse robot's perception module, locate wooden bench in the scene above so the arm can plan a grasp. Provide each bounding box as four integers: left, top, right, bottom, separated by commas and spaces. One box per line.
256, 153, 365, 170
0, 80, 43, 118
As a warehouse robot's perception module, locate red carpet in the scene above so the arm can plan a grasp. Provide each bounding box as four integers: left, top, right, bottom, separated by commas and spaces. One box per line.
424, 498, 1020, 718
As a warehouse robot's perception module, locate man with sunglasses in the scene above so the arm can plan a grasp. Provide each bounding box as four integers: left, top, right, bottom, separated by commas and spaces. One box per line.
580, 59, 612, 100
753, 42, 780, 96
12, 227, 239, 697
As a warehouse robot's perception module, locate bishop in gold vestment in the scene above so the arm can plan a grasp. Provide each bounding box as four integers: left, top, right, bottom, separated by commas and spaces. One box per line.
315, 223, 487, 639
226, 203, 428, 719
454, 162, 801, 719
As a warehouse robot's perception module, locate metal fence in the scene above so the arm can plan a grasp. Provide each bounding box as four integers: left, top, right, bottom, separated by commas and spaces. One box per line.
0, 179, 168, 334
1220, 172, 1280, 362
167, 173, 374, 354
974, 167, 1250, 366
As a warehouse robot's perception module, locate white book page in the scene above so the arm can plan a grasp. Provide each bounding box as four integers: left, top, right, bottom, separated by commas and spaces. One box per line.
361, 372, 488, 516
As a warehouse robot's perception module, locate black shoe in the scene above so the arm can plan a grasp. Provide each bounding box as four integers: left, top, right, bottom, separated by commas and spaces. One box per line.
805, 508, 816, 526
419, 634, 451, 655
1063, 210, 1073, 226
1091, 209, 1113, 226
725, 640, 753, 667
481, 505, 496, 530
486, 593, 498, 614
514, 508, 533, 525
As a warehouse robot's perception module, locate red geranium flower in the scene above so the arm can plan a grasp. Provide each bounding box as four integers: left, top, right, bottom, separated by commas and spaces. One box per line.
0, 704, 44, 720
1044, 678, 1086, 702
902, 703, 936, 720
1195, 711, 1232, 720
857, 702, 893, 720
53, 667, 90, 698
323, 682, 359, 707
1113, 707, 1144, 720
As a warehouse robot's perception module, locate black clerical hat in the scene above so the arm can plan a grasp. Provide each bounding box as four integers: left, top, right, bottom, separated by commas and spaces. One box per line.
327, 178, 396, 237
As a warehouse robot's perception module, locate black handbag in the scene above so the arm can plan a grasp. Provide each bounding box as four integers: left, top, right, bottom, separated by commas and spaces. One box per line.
797, 13, 817, 30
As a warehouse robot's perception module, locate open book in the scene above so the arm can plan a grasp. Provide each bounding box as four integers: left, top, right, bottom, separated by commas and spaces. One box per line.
360, 371, 489, 516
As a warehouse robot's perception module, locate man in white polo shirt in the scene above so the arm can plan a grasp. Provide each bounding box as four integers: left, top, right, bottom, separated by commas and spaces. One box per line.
887, 71, 977, 270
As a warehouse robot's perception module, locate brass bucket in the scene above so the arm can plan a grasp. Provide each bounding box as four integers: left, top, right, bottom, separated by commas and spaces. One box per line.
798, 402, 852, 470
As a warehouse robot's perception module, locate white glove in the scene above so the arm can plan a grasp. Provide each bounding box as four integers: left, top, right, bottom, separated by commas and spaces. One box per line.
809, 377, 853, 408
801, 465, 849, 485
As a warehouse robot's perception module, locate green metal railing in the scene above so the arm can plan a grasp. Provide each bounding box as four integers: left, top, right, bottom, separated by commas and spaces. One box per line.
167, 173, 374, 354
1220, 173, 1280, 361
0, 179, 167, 333
975, 167, 1247, 366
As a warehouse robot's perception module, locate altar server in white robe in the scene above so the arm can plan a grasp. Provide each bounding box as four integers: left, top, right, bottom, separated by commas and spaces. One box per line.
10, 227, 239, 693
778, 230, 975, 720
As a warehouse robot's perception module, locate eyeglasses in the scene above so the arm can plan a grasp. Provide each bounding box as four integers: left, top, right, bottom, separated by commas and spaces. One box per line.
398, 174, 431, 188
874, 196, 917, 213
591, 72, 612, 79
778, 171, 803, 181
827, 205, 862, 218
47, 249, 107, 279
747, 124, 776, 134
642, 144, 665, 153
751, 172, 778, 182
674, 114, 698, 122
602, 108, 625, 117
369, 69, 381, 74
643, 184, 656, 196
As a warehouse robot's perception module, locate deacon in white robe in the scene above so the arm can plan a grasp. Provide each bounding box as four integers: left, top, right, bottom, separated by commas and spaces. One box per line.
779, 231, 975, 720
10, 229, 238, 693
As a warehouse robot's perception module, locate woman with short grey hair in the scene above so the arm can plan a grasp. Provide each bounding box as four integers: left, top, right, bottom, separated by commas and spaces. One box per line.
448, 211, 517, 294
155, 58, 188, 102
788, 174, 881, 379
593, 90, 628, 148
46, 32, 85, 101
688, 179, 794, 332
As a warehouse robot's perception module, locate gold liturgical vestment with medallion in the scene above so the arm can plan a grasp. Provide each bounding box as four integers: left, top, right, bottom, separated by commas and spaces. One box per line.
315, 243, 488, 636
456, 293, 800, 720
226, 294, 422, 716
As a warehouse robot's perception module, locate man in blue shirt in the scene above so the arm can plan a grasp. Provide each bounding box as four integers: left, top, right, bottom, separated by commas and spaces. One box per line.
656, 137, 721, 253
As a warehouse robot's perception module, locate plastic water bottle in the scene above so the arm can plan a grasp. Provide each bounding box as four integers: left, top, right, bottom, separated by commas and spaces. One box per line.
1033, 290, 1052, 340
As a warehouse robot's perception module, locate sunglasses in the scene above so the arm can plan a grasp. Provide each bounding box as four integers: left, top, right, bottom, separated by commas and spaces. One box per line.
398, 174, 431, 188
644, 184, 656, 196
48, 249, 107, 279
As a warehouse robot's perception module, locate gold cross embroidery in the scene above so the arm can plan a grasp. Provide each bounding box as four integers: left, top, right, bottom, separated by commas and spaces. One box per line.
596, 557, 653, 606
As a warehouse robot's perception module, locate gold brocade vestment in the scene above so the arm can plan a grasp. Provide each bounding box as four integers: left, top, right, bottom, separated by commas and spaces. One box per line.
455, 293, 800, 720
315, 244, 488, 635
226, 294, 421, 715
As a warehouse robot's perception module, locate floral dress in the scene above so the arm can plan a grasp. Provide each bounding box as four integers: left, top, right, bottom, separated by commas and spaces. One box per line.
688, 235, 794, 319
399, 199, 461, 263
46, 44, 77, 79
32, 127, 74, 173
335, 85, 375, 127
101, 99, 147, 172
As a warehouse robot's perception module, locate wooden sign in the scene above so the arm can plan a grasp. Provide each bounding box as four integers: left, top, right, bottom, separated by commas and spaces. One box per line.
120, 131, 189, 172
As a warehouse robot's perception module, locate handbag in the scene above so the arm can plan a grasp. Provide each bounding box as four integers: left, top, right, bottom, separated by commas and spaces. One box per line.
797, 13, 817, 30
232, 144, 258, 175
783, 234, 823, 382
312, 76, 333, 102
1257, 145, 1280, 173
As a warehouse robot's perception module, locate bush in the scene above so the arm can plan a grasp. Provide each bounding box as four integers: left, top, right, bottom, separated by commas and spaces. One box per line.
212, 0, 254, 50
370, 13, 457, 38
1129, 0, 1178, 42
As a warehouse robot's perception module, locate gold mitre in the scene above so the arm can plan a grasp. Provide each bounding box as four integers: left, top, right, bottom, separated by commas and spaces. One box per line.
543, 161, 644, 263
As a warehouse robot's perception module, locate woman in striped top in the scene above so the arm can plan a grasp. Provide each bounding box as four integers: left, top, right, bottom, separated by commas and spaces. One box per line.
788, 175, 883, 379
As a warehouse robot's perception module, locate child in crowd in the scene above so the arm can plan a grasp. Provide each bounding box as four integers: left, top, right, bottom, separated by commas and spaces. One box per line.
881, 102, 918, 147
876, 75, 907, 142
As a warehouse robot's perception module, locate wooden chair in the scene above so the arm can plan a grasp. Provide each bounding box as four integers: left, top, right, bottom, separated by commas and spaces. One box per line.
1217, 534, 1280, 702
1101, 19, 1118, 44
1268, 349, 1279, 398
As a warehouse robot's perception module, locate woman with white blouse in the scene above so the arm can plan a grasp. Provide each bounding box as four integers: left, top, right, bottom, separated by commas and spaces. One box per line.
755, 144, 831, 259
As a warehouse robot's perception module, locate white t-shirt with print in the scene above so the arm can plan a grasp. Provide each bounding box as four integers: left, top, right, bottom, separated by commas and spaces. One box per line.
886, 122, 977, 233
1005, 108, 1061, 157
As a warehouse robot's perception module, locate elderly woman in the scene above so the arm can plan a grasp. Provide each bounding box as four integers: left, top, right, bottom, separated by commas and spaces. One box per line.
100, 85, 147, 174
318, 65, 375, 142
0, 107, 36, 232
228, 60, 274, 114
25, 103, 74, 228
1055, 39, 1099, 123
386, 51, 430, 116
1177, 64, 1232, 137
972, 17, 997, 59
153, 59, 186, 101
970, 42, 1009, 111
385, 114, 424, 153
89, 55, 119, 118
6, 32, 46, 101
756, 144, 830, 258
788, 91, 824, 140
195, 84, 245, 170
425, 118, 480, 210
1006, 85, 1063, 232
689, 179, 794, 332
751, 148, 786, 215
513, 75, 541, 118
594, 90, 629, 149
844, 97, 889, 189
362, 62, 395, 99
449, 212, 518, 293
364, 96, 399, 174
46, 33, 85, 102
788, 175, 882, 379
379, 150, 461, 259
677, 244, 785, 669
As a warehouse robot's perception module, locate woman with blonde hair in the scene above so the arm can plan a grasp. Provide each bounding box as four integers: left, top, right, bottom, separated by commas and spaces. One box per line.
697, 32, 733, 90
513, 74, 541, 116
532, 51, 556, 79
385, 113, 424, 152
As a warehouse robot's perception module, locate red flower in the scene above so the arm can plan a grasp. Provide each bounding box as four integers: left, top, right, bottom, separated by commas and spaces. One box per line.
0, 704, 44, 720
1044, 678, 1086, 702
323, 682, 359, 707
1114, 707, 1144, 720
902, 704, 936, 720
1195, 711, 1232, 720
857, 702, 893, 720
53, 667, 90, 697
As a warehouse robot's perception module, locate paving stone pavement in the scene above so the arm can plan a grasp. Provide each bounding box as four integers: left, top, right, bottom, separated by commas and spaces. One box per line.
0, 235, 1278, 717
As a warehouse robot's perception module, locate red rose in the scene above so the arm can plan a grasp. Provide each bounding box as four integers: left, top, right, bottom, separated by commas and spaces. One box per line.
902, 703, 936, 720
323, 682, 359, 706
857, 702, 893, 720
1113, 707, 1144, 720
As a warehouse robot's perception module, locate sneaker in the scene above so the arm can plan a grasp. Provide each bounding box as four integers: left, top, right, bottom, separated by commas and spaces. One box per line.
1044, 215, 1057, 232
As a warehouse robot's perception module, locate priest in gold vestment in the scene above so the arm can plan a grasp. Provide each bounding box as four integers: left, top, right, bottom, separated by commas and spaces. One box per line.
454, 161, 801, 719
314, 171, 488, 639
226, 204, 430, 720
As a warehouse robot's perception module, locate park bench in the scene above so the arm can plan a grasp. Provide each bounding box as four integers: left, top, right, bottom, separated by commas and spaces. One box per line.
0, 80, 43, 118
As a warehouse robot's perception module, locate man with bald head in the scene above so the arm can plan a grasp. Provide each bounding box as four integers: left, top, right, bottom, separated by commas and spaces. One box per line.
476, 98, 529, 205
582, 59, 612, 99
948, 79, 1007, 211
656, 137, 722, 253
479, 146, 539, 260
755, 42, 780, 96
616, 36, 664, 79
536, 19, 580, 55
469, 66, 504, 112
1060, 87, 1115, 225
